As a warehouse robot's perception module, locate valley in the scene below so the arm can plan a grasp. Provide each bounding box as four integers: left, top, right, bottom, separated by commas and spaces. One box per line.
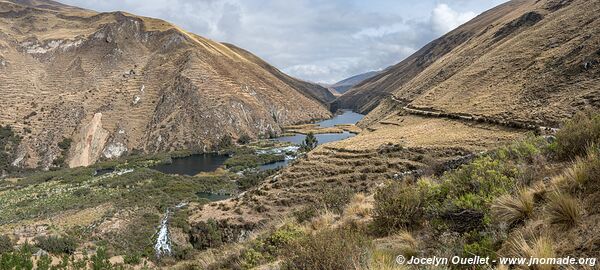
1, 0, 600, 269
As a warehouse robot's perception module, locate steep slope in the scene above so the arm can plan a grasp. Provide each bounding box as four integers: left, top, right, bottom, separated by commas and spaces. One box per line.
0, 0, 332, 168
335, 0, 600, 120
222, 43, 336, 104
329, 71, 378, 95
187, 0, 600, 249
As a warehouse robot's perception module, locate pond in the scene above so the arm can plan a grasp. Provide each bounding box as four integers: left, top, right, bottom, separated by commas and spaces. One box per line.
273, 110, 363, 145
151, 111, 364, 175
316, 110, 364, 127
259, 110, 364, 171
151, 154, 229, 176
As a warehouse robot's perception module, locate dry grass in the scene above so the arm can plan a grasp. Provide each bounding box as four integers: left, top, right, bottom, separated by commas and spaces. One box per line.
560, 149, 600, 190
370, 231, 419, 270
506, 231, 555, 270
309, 210, 337, 232
545, 191, 583, 229
492, 188, 534, 226
341, 193, 374, 227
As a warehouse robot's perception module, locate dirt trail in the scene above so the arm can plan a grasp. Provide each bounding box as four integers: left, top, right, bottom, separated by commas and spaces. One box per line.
389, 96, 559, 134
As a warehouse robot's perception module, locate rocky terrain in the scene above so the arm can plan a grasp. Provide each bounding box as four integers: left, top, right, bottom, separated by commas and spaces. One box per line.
1, 0, 600, 269
334, 0, 600, 124
0, 0, 333, 169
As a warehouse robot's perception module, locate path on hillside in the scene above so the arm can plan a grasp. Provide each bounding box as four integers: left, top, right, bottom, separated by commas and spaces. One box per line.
388, 96, 559, 134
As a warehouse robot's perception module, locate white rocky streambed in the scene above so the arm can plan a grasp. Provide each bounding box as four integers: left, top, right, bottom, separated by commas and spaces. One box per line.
154, 202, 188, 258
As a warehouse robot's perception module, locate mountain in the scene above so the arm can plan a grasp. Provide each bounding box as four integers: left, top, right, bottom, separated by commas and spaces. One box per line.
0, 0, 333, 168
334, 0, 599, 122
329, 71, 379, 95
189, 0, 600, 252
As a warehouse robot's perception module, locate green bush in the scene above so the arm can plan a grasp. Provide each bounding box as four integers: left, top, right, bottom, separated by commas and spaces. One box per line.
237, 134, 252, 145
554, 110, 600, 160
35, 235, 78, 255
300, 132, 318, 152
239, 224, 303, 269
53, 137, 73, 167
319, 186, 354, 214
37, 255, 52, 270
438, 155, 519, 212
283, 228, 370, 270
0, 244, 33, 270
237, 170, 275, 191
91, 247, 113, 270
372, 182, 423, 236
0, 125, 20, 173
293, 205, 318, 223
0, 235, 13, 254
123, 253, 142, 265
218, 135, 234, 150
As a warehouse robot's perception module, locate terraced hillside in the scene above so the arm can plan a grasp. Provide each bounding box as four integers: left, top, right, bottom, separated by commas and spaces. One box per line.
335, 0, 600, 126
185, 0, 600, 257
0, 0, 333, 169
188, 113, 527, 243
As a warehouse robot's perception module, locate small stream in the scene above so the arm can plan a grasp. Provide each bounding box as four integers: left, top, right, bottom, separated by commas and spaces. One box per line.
154, 202, 188, 258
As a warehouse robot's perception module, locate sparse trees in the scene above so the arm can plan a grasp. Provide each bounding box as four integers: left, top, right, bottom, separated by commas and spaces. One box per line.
300, 132, 318, 152
237, 133, 251, 145
217, 135, 233, 150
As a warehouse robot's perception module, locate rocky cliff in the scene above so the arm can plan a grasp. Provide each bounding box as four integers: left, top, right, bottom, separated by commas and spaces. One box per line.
0, 0, 333, 168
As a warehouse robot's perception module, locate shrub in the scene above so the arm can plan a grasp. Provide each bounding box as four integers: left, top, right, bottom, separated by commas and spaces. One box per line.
37, 255, 52, 270
218, 135, 233, 150
439, 155, 519, 212
91, 247, 113, 270
237, 134, 252, 145
0, 235, 13, 254
300, 132, 318, 152
53, 137, 73, 167
34, 235, 78, 255
0, 125, 20, 172
491, 188, 534, 226
283, 228, 371, 270
545, 191, 582, 229
372, 182, 423, 235
553, 110, 600, 160
319, 186, 354, 214
0, 244, 33, 270
123, 253, 142, 265
293, 205, 318, 223
238, 224, 303, 269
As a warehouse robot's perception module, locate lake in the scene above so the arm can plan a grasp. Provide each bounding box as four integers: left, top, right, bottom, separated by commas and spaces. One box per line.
152, 111, 364, 175
151, 153, 229, 176
259, 110, 364, 170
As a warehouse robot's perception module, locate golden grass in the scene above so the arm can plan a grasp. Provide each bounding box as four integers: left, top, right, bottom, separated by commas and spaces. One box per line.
309, 210, 337, 232
341, 193, 373, 227
545, 191, 582, 229
491, 188, 534, 225
561, 149, 600, 189
506, 231, 555, 270
372, 231, 419, 262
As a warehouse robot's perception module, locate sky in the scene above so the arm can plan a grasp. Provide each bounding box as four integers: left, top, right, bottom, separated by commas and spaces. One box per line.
60, 0, 508, 84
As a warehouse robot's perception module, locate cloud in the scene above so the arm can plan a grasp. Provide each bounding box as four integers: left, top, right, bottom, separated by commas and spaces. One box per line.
430, 4, 477, 35
58, 0, 506, 83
